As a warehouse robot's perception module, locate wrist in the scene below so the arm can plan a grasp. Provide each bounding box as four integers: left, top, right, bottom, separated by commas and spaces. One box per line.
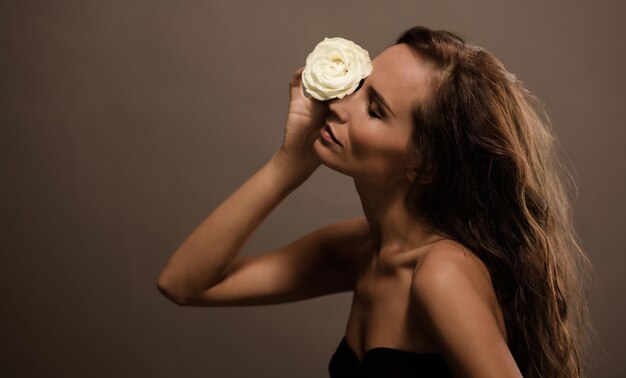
269, 149, 319, 187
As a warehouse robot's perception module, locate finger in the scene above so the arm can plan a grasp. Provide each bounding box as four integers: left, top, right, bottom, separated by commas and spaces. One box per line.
290, 67, 305, 87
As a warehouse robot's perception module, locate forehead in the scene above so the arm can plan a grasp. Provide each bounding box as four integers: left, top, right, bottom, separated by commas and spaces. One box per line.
368, 44, 431, 119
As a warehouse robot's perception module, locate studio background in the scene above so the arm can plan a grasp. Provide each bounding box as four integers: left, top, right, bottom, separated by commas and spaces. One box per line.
1, 1, 624, 377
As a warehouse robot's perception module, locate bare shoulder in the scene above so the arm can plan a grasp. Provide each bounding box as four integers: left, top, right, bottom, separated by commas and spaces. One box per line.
410, 239, 505, 339
412, 240, 494, 294
410, 241, 518, 376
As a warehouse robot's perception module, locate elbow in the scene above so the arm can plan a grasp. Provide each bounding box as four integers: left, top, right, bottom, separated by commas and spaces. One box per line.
157, 272, 193, 306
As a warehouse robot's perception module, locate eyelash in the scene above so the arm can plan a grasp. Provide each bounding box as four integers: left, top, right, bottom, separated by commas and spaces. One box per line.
366, 99, 380, 119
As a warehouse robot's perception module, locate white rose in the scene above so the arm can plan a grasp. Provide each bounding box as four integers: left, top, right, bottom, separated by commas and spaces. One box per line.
302, 37, 373, 101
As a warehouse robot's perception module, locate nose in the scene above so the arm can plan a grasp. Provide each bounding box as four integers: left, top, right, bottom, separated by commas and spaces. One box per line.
326, 78, 365, 124
326, 98, 346, 124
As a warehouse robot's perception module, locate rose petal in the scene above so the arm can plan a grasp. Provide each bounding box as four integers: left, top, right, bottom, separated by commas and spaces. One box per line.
302, 36, 372, 101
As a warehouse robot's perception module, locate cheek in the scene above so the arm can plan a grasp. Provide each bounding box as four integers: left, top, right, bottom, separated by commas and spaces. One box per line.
350, 125, 380, 159
349, 124, 410, 178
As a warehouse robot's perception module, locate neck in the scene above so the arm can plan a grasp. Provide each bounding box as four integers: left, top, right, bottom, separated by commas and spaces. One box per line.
353, 177, 444, 256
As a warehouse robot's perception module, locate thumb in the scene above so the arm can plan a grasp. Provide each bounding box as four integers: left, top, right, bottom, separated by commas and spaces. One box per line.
290, 66, 305, 88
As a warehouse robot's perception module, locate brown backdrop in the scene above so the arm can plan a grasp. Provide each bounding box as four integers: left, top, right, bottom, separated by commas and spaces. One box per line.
1, 1, 624, 377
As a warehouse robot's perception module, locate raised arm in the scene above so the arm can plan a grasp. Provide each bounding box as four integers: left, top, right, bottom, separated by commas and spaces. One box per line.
157, 67, 332, 305
157, 151, 311, 304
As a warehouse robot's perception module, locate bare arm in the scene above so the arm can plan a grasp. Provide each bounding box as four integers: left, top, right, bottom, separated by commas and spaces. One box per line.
157, 66, 331, 305
157, 150, 316, 305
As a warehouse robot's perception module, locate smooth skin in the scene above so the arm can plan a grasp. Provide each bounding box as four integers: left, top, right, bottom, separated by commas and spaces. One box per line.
158, 44, 522, 377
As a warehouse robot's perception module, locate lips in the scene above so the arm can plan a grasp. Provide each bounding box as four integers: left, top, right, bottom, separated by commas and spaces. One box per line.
324, 124, 341, 145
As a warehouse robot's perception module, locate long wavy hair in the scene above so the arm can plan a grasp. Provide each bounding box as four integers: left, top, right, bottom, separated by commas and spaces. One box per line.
395, 26, 595, 377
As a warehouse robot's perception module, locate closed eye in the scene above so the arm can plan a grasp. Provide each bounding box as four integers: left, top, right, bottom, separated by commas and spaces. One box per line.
366, 99, 381, 119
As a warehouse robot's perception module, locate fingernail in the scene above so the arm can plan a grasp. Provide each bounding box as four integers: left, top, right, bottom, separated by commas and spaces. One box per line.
301, 82, 312, 99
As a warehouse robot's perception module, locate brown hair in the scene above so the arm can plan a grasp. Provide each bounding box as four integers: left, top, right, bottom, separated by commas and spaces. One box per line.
395, 26, 596, 377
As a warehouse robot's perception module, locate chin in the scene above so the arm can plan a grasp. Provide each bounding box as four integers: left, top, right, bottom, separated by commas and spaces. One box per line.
313, 138, 361, 179
312, 141, 347, 175
312, 138, 331, 160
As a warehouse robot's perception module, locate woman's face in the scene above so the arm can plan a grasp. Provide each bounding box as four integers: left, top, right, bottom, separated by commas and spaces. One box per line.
313, 43, 432, 185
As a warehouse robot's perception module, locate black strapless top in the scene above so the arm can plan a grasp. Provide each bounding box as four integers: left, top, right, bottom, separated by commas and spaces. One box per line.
328, 336, 454, 378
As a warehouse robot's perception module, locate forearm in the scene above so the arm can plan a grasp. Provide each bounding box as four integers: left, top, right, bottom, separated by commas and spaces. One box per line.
157, 150, 317, 303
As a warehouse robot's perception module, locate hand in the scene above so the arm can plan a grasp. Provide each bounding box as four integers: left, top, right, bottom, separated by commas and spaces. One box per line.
278, 66, 330, 173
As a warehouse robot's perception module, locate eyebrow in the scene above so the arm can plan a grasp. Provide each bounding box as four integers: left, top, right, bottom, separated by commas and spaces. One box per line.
367, 85, 397, 119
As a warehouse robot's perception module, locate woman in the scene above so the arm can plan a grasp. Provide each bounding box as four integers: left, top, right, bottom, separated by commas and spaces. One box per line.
157, 26, 593, 377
